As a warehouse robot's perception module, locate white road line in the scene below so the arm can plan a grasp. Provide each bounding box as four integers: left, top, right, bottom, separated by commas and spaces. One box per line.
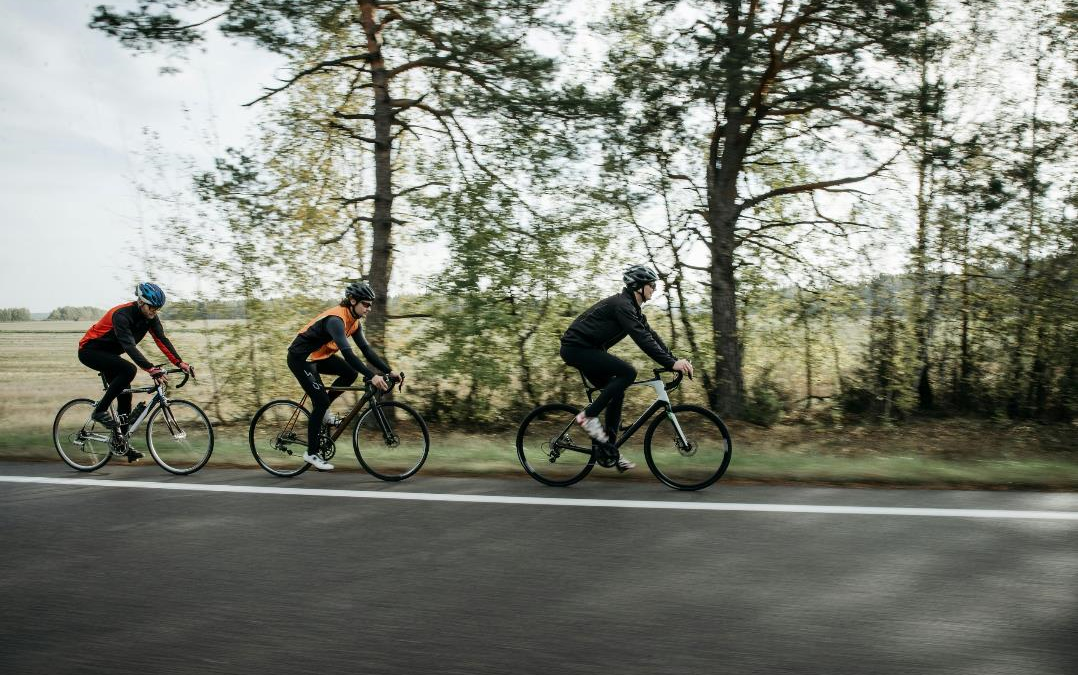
1, 475, 1076, 520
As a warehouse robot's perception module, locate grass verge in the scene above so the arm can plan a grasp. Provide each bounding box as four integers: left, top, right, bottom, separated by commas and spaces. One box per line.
6, 422, 1077, 490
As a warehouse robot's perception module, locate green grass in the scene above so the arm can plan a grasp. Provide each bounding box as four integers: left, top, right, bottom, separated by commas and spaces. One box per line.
8, 422, 1078, 489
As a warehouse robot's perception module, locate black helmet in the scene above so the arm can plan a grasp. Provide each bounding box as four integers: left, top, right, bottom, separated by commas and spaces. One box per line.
345, 281, 376, 302
622, 265, 658, 291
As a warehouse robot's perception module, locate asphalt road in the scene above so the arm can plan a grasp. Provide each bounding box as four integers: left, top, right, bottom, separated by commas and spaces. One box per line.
1, 461, 1076, 675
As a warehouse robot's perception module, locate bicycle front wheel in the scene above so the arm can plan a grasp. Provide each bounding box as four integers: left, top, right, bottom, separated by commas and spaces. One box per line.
146, 400, 214, 475
644, 404, 732, 490
516, 403, 595, 487
354, 401, 430, 481
53, 398, 113, 472
249, 399, 312, 477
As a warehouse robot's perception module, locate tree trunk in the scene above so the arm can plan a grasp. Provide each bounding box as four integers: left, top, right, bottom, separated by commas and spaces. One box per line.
360, 0, 394, 353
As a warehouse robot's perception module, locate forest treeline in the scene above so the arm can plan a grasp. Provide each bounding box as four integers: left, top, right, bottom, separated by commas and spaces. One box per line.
88, 0, 1076, 426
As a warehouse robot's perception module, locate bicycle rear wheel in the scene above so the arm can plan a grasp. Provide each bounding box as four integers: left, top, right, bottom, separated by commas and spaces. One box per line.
53, 398, 113, 472
146, 400, 214, 475
249, 399, 312, 477
644, 404, 732, 490
516, 403, 595, 487
354, 401, 429, 481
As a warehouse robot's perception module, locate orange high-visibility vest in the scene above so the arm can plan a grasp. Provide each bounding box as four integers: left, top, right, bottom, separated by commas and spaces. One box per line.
298, 306, 361, 361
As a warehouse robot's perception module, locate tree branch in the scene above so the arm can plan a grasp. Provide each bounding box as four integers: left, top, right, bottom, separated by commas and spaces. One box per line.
736, 151, 898, 214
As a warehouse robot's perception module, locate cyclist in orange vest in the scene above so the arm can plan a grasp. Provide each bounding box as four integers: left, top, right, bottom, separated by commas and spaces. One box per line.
287, 281, 397, 471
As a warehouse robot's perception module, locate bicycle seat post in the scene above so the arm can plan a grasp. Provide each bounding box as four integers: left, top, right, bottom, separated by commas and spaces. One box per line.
577, 370, 598, 403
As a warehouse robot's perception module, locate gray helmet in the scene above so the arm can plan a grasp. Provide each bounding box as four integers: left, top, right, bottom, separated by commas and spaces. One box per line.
622, 264, 659, 291
345, 281, 376, 302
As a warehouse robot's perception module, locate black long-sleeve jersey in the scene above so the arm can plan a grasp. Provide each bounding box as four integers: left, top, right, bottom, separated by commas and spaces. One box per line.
561, 288, 677, 368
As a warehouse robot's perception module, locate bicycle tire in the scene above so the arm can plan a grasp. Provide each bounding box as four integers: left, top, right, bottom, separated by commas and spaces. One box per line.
644, 404, 732, 490
249, 399, 313, 477
516, 403, 595, 487
353, 400, 430, 481
146, 399, 214, 475
53, 398, 113, 472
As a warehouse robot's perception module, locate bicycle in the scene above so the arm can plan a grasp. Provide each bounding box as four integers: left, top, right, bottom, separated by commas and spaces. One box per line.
517, 368, 732, 490
248, 373, 429, 480
53, 365, 214, 475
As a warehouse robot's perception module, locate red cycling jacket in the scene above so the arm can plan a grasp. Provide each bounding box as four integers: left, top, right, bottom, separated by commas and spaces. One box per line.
79, 302, 182, 371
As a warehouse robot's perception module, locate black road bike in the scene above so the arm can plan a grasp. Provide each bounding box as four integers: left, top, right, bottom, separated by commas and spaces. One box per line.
248, 374, 429, 480
517, 368, 732, 490
53, 366, 214, 475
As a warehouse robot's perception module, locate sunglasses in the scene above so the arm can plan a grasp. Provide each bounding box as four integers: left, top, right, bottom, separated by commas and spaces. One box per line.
359, 300, 373, 308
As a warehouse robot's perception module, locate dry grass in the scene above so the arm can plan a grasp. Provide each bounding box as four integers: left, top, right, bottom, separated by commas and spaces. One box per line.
2, 320, 1076, 489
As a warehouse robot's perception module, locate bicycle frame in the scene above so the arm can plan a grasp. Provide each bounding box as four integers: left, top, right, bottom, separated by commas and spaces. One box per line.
82, 368, 190, 446
556, 370, 689, 456
277, 377, 404, 448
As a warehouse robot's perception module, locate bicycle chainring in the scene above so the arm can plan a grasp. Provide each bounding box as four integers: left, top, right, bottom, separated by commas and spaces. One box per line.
593, 441, 619, 468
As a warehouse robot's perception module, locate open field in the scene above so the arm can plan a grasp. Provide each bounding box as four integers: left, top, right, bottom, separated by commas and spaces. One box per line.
2, 320, 1076, 488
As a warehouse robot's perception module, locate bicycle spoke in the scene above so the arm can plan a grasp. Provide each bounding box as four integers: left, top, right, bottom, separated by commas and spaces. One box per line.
517, 403, 594, 486
53, 399, 112, 472
146, 400, 213, 475
249, 400, 313, 477
644, 404, 731, 490
354, 401, 429, 481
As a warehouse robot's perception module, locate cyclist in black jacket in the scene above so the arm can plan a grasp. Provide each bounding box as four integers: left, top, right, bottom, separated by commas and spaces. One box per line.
560, 265, 694, 471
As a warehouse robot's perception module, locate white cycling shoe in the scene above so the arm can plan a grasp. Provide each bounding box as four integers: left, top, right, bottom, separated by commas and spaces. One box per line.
303, 452, 334, 471
574, 412, 609, 444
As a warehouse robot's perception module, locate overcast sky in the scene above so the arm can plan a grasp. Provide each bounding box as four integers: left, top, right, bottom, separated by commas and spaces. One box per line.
0, 1, 280, 313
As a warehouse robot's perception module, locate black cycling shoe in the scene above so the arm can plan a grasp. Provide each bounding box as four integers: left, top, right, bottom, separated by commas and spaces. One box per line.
91, 410, 118, 430
125, 449, 144, 463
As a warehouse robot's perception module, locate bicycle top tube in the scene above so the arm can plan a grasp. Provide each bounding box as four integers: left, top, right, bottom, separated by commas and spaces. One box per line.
580, 367, 684, 394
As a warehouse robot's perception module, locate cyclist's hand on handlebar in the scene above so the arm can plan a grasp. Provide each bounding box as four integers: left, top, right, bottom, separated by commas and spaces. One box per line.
148, 366, 168, 385
178, 361, 194, 376
672, 359, 694, 379
370, 374, 390, 391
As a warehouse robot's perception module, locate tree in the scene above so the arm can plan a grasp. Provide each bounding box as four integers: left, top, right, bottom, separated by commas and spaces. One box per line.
596, 0, 920, 417
91, 0, 579, 350
0, 308, 32, 321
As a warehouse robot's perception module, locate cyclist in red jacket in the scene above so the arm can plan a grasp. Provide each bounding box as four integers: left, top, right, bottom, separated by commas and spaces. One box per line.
78, 283, 193, 459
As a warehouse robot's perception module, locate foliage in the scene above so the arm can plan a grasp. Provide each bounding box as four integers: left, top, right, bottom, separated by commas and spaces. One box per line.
45, 306, 105, 321
0, 308, 32, 322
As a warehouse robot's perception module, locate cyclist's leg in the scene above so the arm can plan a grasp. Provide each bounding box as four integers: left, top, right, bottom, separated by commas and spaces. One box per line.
78, 348, 136, 417
315, 354, 358, 406
287, 353, 331, 454
560, 345, 636, 431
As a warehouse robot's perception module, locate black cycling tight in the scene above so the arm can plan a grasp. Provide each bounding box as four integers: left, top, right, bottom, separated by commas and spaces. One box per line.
560, 344, 637, 442
78, 348, 137, 417
286, 353, 359, 456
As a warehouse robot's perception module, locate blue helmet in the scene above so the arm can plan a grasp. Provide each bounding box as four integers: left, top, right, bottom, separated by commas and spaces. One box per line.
135, 282, 166, 308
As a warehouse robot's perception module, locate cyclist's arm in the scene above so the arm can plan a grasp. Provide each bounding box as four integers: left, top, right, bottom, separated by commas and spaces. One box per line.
112, 310, 156, 371
326, 316, 375, 378
615, 303, 677, 368
352, 327, 392, 374
148, 316, 183, 366
641, 312, 674, 356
